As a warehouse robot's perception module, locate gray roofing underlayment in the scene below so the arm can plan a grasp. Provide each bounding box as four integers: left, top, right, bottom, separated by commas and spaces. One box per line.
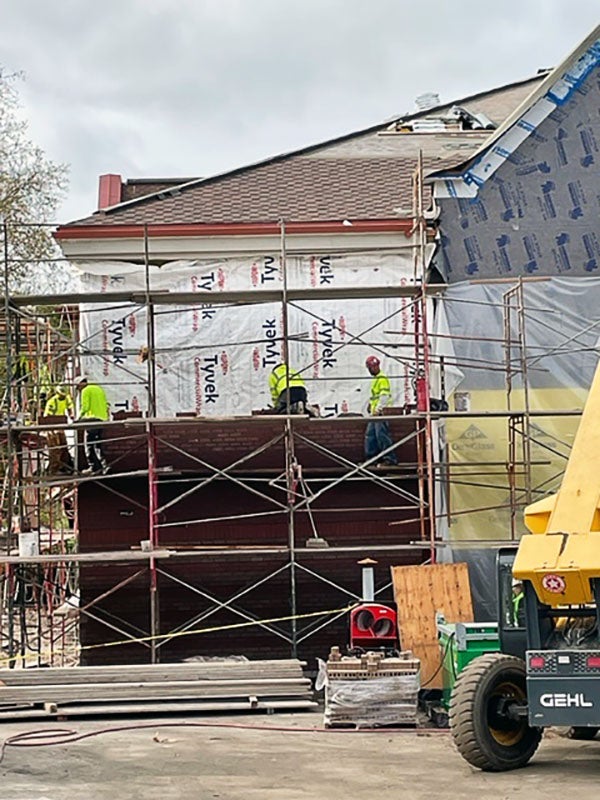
430, 26, 600, 282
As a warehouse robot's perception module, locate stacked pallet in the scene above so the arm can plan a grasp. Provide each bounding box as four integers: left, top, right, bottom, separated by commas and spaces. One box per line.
0, 659, 316, 720
324, 649, 420, 728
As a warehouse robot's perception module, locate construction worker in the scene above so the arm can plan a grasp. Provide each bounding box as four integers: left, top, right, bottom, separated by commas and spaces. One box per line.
269, 364, 314, 415
364, 355, 398, 466
76, 376, 109, 475
44, 385, 74, 418
512, 579, 525, 626
44, 385, 75, 473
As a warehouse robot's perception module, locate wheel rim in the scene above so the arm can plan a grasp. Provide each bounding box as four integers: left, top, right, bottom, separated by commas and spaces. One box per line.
487, 680, 527, 747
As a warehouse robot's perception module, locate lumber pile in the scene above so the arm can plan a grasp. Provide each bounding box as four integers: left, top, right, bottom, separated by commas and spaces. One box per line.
0, 659, 316, 720
323, 649, 420, 728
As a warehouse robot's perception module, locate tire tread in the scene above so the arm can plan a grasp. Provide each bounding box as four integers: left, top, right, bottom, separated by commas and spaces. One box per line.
449, 652, 541, 771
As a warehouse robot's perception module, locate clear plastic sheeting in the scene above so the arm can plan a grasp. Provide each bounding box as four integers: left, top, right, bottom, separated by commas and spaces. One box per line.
442, 276, 600, 392
324, 675, 420, 728
447, 547, 501, 623
440, 276, 598, 543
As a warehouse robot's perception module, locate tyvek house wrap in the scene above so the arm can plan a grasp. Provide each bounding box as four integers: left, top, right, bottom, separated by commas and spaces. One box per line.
77, 248, 462, 417
432, 31, 600, 281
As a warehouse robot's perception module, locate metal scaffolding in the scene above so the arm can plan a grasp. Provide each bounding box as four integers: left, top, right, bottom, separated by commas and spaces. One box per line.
1, 173, 581, 668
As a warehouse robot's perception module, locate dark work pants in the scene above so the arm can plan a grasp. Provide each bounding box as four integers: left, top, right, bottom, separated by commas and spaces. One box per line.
84, 420, 107, 472
275, 386, 307, 414
364, 420, 398, 463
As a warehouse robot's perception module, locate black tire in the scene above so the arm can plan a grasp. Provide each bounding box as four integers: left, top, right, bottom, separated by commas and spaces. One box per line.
567, 726, 599, 740
450, 652, 542, 771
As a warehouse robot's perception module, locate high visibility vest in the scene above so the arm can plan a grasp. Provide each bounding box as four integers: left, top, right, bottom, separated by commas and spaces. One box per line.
44, 392, 74, 417
369, 372, 392, 414
512, 591, 524, 625
80, 384, 109, 421
269, 364, 305, 404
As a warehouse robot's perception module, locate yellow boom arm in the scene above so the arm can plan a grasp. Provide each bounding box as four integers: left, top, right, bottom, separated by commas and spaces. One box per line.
513, 361, 600, 606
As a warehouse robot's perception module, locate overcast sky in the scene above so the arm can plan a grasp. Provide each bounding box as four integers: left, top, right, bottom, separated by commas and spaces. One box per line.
1, 1, 598, 223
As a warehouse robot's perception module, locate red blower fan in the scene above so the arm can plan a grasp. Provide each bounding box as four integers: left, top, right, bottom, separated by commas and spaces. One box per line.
350, 603, 398, 650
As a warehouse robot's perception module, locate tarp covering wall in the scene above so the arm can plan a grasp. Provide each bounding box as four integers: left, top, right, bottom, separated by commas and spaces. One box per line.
78, 249, 445, 417
442, 276, 600, 544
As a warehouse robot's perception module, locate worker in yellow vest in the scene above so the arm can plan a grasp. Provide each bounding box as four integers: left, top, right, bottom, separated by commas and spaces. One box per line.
76, 376, 109, 475
44, 385, 75, 473
44, 385, 75, 418
512, 579, 525, 626
269, 364, 316, 415
364, 355, 398, 466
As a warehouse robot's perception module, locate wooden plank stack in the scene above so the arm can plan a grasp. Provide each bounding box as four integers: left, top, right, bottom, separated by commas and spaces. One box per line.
0, 659, 317, 720
324, 649, 420, 728
391, 563, 474, 690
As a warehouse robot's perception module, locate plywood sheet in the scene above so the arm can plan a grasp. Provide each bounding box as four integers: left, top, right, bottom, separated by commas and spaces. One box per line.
391, 563, 473, 690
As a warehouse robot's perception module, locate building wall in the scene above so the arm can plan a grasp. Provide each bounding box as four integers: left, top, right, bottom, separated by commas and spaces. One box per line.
78, 417, 427, 665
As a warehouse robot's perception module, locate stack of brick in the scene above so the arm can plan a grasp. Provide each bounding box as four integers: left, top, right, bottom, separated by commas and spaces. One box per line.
323, 648, 420, 728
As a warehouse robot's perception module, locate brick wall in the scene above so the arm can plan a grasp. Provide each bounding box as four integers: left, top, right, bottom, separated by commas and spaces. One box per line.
78, 418, 429, 664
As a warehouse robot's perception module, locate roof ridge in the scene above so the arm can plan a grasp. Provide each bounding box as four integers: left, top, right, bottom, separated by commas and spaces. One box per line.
63, 72, 547, 226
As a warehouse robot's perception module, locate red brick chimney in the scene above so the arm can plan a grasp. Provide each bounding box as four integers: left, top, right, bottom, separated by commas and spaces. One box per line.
98, 174, 123, 210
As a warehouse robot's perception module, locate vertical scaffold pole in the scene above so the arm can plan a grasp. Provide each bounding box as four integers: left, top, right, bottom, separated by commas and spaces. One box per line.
2, 221, 18, 667
144, 226, 159, 662
280, 219, 297, 656
144, 225, 157, 417
414, 153, 436, 562
147, 419, 159, 663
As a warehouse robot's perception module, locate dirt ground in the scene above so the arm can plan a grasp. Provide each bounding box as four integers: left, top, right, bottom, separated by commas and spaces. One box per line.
1, 711, 599, 800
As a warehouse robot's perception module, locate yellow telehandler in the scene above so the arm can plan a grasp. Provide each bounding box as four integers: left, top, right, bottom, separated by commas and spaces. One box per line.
451, 362, 600, 770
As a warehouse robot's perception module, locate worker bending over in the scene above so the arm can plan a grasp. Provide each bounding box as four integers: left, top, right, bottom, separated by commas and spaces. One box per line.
269, 364, 316, 416
44, 385, 74, 417
44, 384, 75, 474
364, 356, 398, 466
76, 376, 109, 475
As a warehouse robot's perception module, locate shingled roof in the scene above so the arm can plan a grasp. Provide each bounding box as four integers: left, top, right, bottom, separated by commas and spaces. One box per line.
61, 75, 546, 230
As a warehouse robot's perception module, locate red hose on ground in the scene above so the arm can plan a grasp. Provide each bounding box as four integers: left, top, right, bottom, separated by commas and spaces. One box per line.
0, 719, 449, 765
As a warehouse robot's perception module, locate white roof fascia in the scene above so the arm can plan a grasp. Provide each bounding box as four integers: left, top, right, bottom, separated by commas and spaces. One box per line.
59, 230, 422, 263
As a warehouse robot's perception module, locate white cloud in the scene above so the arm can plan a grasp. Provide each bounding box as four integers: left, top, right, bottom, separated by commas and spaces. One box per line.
1, 0, 598, 221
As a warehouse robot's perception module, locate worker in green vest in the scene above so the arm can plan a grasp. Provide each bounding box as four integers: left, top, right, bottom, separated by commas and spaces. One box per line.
44, 385, 75, 418
269, 363, 316, 415
512, 579, 525, 626
44, 385, 75, 473
76, 376, 109, 475
364, 355, 398, 466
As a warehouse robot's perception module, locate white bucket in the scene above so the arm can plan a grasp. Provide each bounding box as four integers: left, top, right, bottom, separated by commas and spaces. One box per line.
18, 531, 40, 558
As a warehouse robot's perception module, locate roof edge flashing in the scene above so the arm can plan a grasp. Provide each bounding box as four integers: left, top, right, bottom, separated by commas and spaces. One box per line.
430, 28, 600, 199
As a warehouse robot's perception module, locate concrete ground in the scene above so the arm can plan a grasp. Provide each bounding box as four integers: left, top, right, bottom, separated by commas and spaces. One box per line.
1, 712, 599, 800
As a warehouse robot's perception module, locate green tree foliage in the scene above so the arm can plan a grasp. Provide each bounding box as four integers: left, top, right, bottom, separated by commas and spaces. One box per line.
0, 69, 68, 289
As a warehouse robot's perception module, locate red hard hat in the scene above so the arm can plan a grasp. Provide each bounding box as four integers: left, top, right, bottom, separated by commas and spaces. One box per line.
365, 356, 380, 369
